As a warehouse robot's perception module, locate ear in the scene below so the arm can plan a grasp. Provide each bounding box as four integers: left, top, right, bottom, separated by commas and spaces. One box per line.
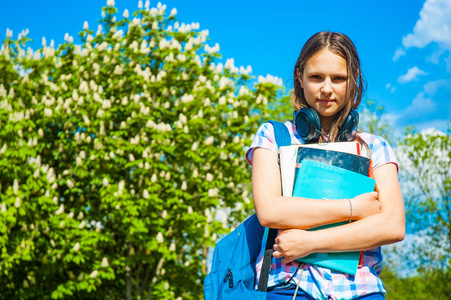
296, 69, 304, 89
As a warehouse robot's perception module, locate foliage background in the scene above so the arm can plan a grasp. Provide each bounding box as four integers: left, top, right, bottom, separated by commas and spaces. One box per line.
0, 1, 450, 299
0, 2, 284, 299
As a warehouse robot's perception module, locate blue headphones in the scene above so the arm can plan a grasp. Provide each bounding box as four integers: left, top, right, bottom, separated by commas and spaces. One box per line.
294, 108, 359, 143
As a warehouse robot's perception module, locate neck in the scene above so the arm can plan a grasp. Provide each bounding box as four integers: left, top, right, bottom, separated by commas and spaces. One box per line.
320, 116, 335, 135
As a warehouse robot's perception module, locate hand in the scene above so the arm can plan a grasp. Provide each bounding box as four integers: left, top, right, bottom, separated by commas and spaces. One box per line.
352, 191, 381, 220
273, 229, 314, 264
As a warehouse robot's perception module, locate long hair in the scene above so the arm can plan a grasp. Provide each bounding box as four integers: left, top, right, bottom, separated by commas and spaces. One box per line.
292, 31, 367, 143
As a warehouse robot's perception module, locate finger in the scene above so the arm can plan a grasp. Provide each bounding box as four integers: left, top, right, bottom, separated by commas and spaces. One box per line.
282, 257, 293, 264
278, 229, 287, 235
273, 251, 281, 258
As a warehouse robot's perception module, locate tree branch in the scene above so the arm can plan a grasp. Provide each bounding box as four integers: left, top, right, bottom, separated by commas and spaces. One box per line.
139, 264, 151, 297
126, 265, 132, 300
147, 257, 164, 300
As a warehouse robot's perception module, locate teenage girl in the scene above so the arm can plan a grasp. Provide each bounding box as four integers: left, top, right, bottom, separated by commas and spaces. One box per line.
246, 31, 405, 300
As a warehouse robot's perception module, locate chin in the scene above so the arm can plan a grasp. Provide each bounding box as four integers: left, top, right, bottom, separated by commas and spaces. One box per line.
317, 110, 339, 118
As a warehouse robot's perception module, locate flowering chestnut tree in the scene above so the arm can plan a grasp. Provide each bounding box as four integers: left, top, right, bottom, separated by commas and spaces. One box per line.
0, 1, 283, 299
395, 129, 450, 269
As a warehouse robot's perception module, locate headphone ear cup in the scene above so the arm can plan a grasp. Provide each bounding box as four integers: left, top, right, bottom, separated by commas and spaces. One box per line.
338, 109, 359, 142
294, 108, 322, 143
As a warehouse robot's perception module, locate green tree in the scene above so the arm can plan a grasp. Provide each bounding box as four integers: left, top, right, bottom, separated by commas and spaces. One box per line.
382, 265, 451, 300
382, 127, 451, 299
0, 1, 283, 299
358, 99, 394, 144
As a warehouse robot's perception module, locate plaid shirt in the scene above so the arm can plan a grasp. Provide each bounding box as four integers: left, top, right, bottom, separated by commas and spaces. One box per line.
246, 121, 398, 300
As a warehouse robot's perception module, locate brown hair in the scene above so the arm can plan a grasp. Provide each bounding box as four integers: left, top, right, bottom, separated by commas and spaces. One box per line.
292, 31, 367, 144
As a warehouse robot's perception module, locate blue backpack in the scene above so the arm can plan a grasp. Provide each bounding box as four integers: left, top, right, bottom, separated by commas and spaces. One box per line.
204, 121, 291, 299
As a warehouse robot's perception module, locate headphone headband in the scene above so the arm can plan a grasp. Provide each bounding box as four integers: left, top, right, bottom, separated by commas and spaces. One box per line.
294, 108, 359, 143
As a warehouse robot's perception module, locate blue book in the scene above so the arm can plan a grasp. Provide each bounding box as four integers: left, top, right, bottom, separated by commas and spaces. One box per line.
292, 160, 376, 275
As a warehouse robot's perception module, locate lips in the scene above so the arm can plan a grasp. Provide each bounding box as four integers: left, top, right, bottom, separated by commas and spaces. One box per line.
317, 99, 335, 105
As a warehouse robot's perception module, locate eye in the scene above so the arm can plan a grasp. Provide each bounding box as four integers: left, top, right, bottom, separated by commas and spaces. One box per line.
334, 76, 347, 81
310, 75, 322, 80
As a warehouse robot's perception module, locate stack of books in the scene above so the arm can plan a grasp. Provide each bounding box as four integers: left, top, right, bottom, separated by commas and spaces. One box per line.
279, 142, 375, 275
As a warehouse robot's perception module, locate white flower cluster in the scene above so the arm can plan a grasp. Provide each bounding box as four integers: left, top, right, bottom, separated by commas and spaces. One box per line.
156, 232, 164, 243
17, 29, 29, 40
64, 33, 74, 43
9, 111, 26, 123
67, 179, 75, 189
101, 257, 109, 268
239, 65, 252, 75
55, 204, 64, 215
123, 9, 129, 18
112, 29, 124, 40
0, 144, 7, 155
181, 94, 194, 103
204, 43, 220, 54
145, 119, 172, 132
96, 41, 109, 52
238, 85, 250, 96
6, 28, 13, 38
224, 58, 238, 73
177, 22, 200, 34
208, 188, 219, 197
420, 128, 446, 138
42, 44, 56, 58
257, 74, 283, 86
204, 136, 214, 145
212, 62, 223, 74
205, 173, 213, 182
219, 76, 234, 90
256, 94, 269, 105
13, 179, 19, 195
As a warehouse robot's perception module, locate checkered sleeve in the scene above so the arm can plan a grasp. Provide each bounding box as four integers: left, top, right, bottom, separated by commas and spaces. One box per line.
367, 134, 398, 171
245, 122, 278, 166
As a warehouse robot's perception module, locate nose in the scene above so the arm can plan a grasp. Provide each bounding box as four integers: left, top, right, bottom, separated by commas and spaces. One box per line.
321, 79, 332, 94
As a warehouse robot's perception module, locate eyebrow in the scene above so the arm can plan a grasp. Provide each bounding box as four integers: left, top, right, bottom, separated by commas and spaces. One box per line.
306, 72, 348, 76
305, 71, 348, 77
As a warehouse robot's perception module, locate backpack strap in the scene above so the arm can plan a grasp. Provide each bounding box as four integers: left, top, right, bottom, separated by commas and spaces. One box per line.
257, 121, 291, 292
267, 120, 291, 149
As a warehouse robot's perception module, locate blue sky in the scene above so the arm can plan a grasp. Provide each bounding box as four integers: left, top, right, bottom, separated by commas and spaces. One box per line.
1, 0, 450, 132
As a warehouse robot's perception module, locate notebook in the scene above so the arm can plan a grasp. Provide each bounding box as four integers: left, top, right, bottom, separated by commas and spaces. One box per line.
292, 160, 375, 275
279, 142, 364, 197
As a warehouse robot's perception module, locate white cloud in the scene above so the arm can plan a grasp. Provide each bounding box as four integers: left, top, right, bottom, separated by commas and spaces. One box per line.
414, 118, 451, 131
428, 47, 446, 64
398, 66, 428, 83
402, 0, 451, 51
385, 83, 396, 93
445, 55, 451, 72
384, 112, 401, 125
423, 78, 451, 95
393, 47, 406, 61
404, 92, 436, 116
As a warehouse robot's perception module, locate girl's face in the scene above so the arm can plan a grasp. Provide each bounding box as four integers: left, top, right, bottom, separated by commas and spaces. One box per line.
299, 49, 348, 127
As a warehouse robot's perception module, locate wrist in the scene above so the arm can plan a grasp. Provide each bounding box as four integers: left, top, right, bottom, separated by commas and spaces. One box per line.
304, 230, 319, 254
347, 198, 353, 223
309, 229, 327, 253
349, 196, 361, 220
